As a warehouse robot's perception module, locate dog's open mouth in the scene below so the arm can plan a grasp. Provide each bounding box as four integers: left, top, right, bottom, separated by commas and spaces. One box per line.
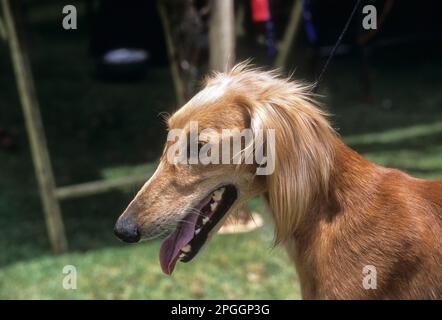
159, 184, 238, 275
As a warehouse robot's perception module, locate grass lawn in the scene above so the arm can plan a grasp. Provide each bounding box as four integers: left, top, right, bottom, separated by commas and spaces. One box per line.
0, 2, 441, 299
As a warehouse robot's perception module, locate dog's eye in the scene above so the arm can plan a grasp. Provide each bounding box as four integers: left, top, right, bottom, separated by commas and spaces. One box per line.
187, 141, 205, 159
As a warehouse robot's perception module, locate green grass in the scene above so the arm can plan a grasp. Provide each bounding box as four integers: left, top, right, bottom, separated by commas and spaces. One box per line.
0, 2, 441, 299
0, 199, 300, 299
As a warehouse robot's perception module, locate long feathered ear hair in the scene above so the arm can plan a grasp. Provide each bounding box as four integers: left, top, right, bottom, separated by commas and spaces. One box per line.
252, 96, 337, 242
225, 64, 338, 243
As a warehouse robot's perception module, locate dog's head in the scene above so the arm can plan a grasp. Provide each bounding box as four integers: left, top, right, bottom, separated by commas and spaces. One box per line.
114, 64, 335, 274
114, 72, 268, 275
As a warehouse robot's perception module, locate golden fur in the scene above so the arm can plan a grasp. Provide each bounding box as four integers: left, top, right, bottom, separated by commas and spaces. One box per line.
117, 63, 442, 299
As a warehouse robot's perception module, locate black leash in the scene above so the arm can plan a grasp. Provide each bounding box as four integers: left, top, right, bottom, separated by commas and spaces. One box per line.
313, 0, 363, 93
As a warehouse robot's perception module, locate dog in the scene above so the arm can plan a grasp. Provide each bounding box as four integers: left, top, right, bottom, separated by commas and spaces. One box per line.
114, 64, 442, 299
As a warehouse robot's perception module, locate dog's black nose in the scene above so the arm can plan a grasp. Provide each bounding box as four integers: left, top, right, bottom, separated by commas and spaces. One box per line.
114, 215, 140, 243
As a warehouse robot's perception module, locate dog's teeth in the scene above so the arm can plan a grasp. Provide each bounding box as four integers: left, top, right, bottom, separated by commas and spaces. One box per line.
195, 228, 201, 235
179, 253, 186, 259
181, 245, 191, 253
212, 188, 224, 201
210, 202, 218, 212
202, 217, 209, 225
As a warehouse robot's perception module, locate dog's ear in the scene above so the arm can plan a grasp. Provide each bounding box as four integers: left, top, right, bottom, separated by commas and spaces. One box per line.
249, 93, 337, 243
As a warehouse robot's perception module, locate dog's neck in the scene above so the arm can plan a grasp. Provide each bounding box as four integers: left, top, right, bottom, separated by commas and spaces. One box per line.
270, 139, 381, 298
328, 140, 381, 211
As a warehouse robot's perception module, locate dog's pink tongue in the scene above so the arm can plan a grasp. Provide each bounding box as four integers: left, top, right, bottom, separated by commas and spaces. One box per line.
159, 212, 198, 275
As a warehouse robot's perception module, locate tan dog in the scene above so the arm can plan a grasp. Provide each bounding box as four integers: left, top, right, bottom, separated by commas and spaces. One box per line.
114, 64, 442, 299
